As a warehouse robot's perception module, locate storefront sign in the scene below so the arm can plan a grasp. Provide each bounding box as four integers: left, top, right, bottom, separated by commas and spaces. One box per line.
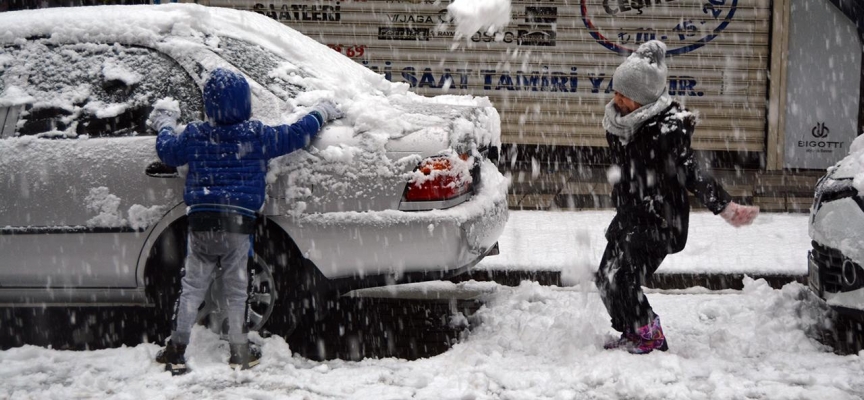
784, 0, 861, 169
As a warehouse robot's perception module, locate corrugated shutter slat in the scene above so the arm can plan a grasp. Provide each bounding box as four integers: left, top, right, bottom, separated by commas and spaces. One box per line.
210, 0, 771, 152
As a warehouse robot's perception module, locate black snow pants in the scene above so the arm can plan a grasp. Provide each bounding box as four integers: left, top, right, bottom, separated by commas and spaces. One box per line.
594, 238, 668, 333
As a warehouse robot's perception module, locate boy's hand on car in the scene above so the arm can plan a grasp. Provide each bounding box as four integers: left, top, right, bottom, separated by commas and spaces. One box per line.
720, 202, 759, 227
311, 100, 344, 122
148, 108, 179, 133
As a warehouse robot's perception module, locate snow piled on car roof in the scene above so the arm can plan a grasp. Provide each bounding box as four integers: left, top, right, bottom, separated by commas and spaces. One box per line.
0, 3, 500, 148
0, 4, 381, 95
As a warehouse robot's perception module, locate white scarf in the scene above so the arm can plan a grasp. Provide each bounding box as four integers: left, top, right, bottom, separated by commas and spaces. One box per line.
602, 94, 672, 145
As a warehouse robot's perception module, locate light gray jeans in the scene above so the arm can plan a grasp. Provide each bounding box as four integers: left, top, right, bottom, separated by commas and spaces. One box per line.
171, 230, 250, 345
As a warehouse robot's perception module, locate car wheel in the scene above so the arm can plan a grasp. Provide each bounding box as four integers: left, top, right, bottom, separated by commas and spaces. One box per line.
247, 255, 278, 331
252, 221, 338, 339
261, 253, 305, 338
196, 253, 278, 337
147, 220, 329, 341
829, 313, 864, 355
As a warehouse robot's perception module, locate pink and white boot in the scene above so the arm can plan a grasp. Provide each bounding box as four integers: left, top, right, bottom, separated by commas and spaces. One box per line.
628, 316, 669, 354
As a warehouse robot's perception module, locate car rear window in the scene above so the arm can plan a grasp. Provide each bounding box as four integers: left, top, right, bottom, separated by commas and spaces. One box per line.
216, 36, 305, 102
0, 41, 203, 138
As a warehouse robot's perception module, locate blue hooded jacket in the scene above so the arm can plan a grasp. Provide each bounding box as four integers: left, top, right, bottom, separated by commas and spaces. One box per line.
156, 68, 324, 225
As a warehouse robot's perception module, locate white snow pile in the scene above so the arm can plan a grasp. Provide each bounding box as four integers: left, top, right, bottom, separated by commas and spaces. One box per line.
128, 203, 168, 231
0, 85, 34, 107
84, 187, 126, 227
1, 279, 862, 399
848, 135, 864, 194
102, 60, 142, 87
83, 187, 165, 229
447, 0, 512, 41
817, 135, 864, 194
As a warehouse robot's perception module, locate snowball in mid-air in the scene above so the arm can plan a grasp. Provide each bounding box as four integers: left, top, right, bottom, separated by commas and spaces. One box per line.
447, 0, 512, 40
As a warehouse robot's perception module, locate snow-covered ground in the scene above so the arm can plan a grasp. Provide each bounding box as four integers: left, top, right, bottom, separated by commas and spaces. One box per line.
3, 210, 861, 400
1, 279, 860, 399
477, 210, 811, 279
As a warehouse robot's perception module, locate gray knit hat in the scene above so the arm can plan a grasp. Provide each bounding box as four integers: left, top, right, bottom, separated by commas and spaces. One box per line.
612, 40, 668, 105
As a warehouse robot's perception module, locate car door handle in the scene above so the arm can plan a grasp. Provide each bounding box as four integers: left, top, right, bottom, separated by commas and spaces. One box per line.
146, 161, 178, 178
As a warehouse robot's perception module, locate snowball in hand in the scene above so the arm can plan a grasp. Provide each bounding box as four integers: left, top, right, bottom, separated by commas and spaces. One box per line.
152, 97, 181, 114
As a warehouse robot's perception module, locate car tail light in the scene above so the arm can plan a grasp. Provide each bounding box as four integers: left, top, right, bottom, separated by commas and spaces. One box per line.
401, 154, 474, 208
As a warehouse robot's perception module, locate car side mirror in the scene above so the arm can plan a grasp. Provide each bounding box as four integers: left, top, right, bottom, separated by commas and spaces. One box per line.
146, 161, 178, 178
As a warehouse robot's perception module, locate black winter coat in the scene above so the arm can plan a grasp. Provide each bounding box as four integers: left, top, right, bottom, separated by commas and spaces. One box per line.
605, 101, 731, 254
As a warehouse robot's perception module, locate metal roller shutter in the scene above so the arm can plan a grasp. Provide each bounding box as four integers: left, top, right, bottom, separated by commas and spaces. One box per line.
208, 0, 772, 153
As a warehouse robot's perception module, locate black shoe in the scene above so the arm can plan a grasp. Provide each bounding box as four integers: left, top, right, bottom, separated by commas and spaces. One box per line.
228, 342, 261, 370
156, 341, 188, 375
603, 331, 637, 350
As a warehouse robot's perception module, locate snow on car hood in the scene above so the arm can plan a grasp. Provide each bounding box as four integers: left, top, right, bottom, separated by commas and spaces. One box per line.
813, 135, 864, 195
828, 135, 864, 183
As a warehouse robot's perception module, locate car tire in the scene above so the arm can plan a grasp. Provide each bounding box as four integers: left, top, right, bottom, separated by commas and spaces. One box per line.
285, 296, 478, 361
828, 314, 864, 355
196, 253, 278, 338
252, 220, 337, 339
145, 218, 334, 342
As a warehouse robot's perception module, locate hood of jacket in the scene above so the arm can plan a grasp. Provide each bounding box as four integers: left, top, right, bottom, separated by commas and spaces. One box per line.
204, 68, 252, 125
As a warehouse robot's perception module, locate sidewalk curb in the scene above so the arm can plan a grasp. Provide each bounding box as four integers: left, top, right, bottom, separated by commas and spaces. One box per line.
647, 273, 807, 290
459, 270, 807, 291
455, 270, 562, 287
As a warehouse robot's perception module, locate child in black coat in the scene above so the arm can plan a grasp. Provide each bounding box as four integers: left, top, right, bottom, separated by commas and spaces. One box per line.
597, 41, 759, 354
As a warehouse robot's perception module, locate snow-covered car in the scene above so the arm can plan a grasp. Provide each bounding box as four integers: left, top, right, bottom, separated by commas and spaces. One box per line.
808, 135, 864, 330
0, 4, 508, 339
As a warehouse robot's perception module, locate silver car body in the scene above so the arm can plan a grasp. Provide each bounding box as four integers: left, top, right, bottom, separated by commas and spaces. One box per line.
0, 4, 508, 306
809, 135, 864, 312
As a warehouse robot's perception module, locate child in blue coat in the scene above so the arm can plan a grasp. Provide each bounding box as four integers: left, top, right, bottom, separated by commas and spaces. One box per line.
150, 68, 342, 373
